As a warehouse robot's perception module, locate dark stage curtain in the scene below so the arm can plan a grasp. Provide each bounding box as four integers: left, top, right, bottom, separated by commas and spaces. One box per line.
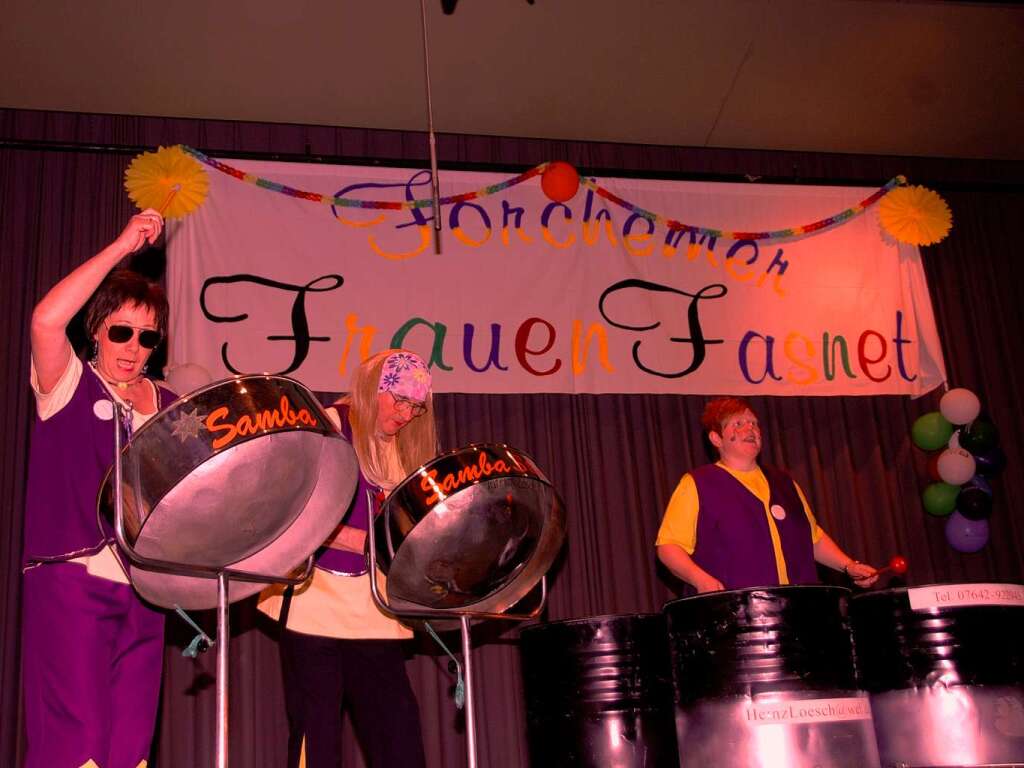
2, 108, 1023, 767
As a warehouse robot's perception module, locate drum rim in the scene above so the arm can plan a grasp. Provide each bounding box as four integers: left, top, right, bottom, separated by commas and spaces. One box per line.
128, 373, 325, 443
382, 441, 553, 509
663, 583, 851, 608
520, 612, 663, 632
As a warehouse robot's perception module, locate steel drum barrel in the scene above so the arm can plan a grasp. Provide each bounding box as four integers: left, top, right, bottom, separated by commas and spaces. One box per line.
663, 586, 879, 768
519, 614, 680, 768
850, 583, 1024, 767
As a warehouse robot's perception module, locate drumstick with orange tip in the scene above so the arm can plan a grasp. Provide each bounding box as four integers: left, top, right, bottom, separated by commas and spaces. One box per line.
158, 183, 183, 215
873, 555, 908, 578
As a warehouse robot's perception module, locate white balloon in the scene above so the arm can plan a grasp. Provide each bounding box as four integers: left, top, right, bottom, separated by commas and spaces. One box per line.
937, 447, 976, 486
939, 388, 981, 426
948, 430, 961, 450
165, 362, 213, 396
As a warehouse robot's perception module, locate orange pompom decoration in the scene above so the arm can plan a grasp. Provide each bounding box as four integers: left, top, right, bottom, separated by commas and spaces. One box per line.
541, 161, 580, 203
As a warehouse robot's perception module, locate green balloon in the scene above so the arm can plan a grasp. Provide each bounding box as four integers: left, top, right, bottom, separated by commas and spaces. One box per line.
912, 411, 954, 451
922, 482, 959, 517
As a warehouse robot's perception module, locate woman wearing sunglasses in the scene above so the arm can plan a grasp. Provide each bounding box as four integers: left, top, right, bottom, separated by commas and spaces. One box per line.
22, 208, 177, 768
260, 349, 435, 768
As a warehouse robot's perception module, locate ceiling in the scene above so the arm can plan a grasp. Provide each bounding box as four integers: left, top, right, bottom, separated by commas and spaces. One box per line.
3, 0, 1023, 161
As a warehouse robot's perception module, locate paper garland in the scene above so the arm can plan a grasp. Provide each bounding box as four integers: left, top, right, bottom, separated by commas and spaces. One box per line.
177, 145, 944, 245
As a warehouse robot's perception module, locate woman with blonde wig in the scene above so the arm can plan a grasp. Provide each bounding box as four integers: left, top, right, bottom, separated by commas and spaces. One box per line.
260, 348, 436, 768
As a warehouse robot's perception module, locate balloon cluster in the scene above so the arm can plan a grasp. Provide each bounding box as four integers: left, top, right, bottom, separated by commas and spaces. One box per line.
912, 388, 1004, 553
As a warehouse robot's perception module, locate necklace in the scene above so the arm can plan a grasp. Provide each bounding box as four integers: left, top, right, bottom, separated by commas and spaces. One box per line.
91, 362, 143, 390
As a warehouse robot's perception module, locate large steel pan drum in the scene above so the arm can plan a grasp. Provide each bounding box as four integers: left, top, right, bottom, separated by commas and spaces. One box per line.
374, 443, 565, 614
663, 585, 879, 768
520, 614, 679, 767
98, 375, 359, 610
850, 583, 1024, 768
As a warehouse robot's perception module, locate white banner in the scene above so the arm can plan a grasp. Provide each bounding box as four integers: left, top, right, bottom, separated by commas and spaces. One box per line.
167, 160, 947, 395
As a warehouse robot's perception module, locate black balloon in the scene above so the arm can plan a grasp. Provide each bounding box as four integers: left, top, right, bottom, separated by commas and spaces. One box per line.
959, 420, 999, 455
974, 445, 1007, 477
957, 487, 994, 521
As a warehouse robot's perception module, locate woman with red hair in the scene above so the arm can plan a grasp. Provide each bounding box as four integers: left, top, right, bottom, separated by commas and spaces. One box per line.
656, 396, 878, 593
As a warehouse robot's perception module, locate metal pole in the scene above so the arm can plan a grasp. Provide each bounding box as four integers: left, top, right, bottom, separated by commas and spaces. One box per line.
460, 615, 478, 768
419, 0, 442, 254
216, 572, 230, 768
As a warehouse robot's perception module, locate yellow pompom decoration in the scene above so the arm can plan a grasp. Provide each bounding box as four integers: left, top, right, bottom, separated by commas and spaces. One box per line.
878, 185, 952, 246
124, 145, 209, 220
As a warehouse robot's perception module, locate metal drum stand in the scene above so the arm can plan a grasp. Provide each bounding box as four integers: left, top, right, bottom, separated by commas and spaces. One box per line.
365, 443, 567, 768
110, 403, 320, 768
366, 512, 548, 768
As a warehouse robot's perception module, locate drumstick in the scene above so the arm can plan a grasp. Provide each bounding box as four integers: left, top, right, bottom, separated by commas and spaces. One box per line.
158, 183, 183, 215
872, 555, 908, 578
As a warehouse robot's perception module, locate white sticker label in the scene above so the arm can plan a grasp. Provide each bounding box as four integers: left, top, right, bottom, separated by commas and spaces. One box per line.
908, 583, 1024, 610
770, 504, 786, 521
745, 696, 872, 725
93, 399, 114, 421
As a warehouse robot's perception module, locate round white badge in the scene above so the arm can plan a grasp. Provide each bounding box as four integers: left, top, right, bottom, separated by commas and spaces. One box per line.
770, 504, 787, 521
93, 399, 114, 421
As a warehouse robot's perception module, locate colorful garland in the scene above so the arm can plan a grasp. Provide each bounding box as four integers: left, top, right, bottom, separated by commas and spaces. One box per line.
180, 146, 545, 210
579, 175, 906, 241
180, 145, 907, 242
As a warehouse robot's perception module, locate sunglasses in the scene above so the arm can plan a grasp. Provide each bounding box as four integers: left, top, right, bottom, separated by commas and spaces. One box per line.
389, 392, 427, 417
105, 323, 163, 350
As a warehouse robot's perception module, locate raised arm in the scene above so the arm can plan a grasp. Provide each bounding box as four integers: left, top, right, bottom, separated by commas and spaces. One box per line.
31, 210, 163, 393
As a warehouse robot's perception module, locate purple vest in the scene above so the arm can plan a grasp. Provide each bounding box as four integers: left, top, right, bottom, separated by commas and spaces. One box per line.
315, 404, 379, 575
23, 364, 176, 566
690, 463, 818, 590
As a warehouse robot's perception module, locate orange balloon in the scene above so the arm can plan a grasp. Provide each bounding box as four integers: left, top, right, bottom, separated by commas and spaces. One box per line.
541, 161, 580, 203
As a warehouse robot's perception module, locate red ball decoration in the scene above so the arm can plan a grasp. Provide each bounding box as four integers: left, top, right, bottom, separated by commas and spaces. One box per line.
888, 555, 908, 575
925, 451, 943, 482
541, 161, 580, 203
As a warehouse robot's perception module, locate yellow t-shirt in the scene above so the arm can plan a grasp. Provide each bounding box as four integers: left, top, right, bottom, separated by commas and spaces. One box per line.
655, 462, 824, 584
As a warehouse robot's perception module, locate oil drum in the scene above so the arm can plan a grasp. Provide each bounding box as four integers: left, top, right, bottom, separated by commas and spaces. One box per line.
850, 583, 1024, 767
520, 613, 679, 767
664, 585, 879, 768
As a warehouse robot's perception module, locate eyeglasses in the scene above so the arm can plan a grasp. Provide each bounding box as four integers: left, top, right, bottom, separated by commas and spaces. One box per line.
105, 322, 163, 350
389, 392, 427, 417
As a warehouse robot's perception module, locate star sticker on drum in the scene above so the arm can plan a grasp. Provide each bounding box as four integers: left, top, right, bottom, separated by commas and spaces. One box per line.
170, 407, 205, 442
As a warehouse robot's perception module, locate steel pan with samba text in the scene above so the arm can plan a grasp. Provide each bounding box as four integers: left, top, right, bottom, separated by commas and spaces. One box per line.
98, 375, 359, 609
850, 583, 1024, 768
374, 443, 565, 614
664, 586, 880, 768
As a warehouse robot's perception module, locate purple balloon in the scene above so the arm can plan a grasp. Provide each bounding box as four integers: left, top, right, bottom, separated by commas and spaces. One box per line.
973, 446, 1007, 477
945, 511, 990, 553
963, 475, 992, 496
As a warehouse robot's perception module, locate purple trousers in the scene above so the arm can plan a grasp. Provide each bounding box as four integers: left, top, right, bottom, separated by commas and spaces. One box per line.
279, 629, 426, 768
21, 562, 165, 768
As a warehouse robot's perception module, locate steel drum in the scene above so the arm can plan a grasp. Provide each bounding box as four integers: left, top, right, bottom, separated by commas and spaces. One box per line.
663, 585, 880, 768
373, 443, 565, 614
520, 614, 680, 768
850, 583, 1024, 768
98, 375, 359, 609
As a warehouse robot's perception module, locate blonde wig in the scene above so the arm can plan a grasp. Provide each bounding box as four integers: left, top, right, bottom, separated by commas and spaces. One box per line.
341, 348, 438, 486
